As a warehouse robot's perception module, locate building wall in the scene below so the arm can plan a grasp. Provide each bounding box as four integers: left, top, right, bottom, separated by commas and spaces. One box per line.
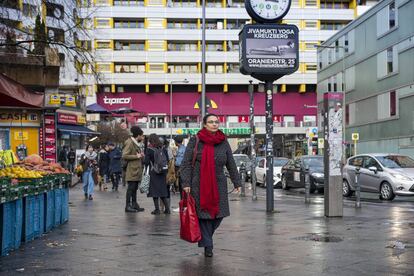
317, 0, 414, 157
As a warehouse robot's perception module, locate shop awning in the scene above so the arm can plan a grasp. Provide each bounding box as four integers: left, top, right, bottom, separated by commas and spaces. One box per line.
57, 124, 99, 135
0, 73, 44, 108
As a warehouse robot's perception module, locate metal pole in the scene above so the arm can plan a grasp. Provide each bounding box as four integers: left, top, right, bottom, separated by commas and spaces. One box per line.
304, 165, 310, 204
201, 0, 206, 119
248, 80, 257, 201
355, 166, 361, 208
240, 163, 246, 197
265, 81, 274, 212
170, 82, 173, 142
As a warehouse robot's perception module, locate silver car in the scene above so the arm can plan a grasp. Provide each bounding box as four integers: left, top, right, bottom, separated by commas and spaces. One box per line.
343, 154, 414, 200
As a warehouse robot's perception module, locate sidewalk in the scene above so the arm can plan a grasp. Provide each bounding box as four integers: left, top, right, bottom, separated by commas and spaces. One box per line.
0, 184, 413, 275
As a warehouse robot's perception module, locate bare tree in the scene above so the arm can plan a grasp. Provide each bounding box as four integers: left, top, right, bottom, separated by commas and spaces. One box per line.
0, 0, 102, 86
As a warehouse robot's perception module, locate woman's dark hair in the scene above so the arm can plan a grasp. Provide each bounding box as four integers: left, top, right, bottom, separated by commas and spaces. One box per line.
202, 113, 219, 125
86, 144, 93, 151
148, 133, 162, 148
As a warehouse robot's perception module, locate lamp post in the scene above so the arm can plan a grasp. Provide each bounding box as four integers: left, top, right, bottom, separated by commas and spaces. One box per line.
315, 44, 346, 159
170, 79, 189, 142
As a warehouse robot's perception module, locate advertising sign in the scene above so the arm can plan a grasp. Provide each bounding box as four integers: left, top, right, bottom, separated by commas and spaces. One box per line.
239, 24, 299, 76
58, 113, 78, 125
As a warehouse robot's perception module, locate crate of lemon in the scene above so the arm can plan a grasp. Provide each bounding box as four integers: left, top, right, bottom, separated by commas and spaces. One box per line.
0, 166, 48, 201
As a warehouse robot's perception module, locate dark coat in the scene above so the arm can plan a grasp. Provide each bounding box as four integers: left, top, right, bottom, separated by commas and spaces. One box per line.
98, 150, 110, 176
180, 136, 241, 219
144, 147, 169, 198
108, 147, 122, 174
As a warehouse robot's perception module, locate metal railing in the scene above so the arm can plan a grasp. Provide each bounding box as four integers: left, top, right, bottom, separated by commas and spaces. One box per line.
135, 121, 316, 129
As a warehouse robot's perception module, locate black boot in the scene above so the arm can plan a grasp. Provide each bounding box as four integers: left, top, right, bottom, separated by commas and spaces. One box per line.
125, 204, 138, 212
162, 197, 171, 214
204, 247, 213, 257
131, 202, 145, 212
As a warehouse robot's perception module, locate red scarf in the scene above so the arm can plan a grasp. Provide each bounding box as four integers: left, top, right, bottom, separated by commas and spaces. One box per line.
197, 128, 226, 218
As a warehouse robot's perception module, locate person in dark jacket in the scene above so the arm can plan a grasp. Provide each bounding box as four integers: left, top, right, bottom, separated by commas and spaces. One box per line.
180, 114, 241, 257
67, 148, 76, 174
144, 133, 170, 215
58, 146, 68, 169
108, 142, 122, 191
98, 144, 110, 190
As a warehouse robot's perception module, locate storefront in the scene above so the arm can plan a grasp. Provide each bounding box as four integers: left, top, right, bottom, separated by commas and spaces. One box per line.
0, 110, 42, 160
56, 110, 96, 151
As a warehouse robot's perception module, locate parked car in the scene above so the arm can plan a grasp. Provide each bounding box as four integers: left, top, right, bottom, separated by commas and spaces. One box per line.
233, 154, 252, 181
281, 155, 324, 193
343, 154, 414, 200
255, 157, 289, 188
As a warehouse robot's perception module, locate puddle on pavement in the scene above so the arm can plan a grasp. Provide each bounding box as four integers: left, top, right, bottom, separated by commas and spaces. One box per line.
293, 233, 343, 243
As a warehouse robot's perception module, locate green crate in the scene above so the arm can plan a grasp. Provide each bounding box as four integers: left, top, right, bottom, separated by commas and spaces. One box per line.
7, 186, 22, 201
0, 189, 8, 203
0, 177, 11, 188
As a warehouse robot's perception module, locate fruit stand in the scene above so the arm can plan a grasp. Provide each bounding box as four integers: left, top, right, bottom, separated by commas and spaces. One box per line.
0, 154, 71, 256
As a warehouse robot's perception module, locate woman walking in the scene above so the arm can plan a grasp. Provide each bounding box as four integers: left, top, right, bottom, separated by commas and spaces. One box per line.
144, 134, 170, 215
98, 144, 110, 190
180, 114, 241, 257
80, 144, 98, 200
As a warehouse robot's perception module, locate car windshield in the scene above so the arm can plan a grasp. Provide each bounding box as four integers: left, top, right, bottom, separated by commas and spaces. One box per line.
234, 156, 251, 166
274, 158, 288, 166
303, 157, 323, 167
376, 155, 414, 168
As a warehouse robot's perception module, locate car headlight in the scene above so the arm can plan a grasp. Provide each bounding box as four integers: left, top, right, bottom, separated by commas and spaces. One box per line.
390, 173, 412, 181
311, 173, 324, 178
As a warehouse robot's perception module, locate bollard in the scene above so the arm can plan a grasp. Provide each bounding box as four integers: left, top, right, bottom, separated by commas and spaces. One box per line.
355, 166, 361, 208
304, 165, 310, 204
240, 163, 246, 197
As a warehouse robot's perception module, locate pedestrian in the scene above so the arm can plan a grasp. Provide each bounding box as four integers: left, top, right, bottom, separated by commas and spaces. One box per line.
174, 136, 186, 197
108, 142, 122, 191
58, 146, 68, 169
98, 144, 110, 190
67, 148, 76, 174
144, 133, 170, 215
80, 144, 98, 200
180, 113, 241, 257
122, 126, 145, 213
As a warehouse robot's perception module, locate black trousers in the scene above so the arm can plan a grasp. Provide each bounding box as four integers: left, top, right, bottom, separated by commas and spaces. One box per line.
111, 172, 121, 189
198, 218, 223, 248
126, 181, 139, 206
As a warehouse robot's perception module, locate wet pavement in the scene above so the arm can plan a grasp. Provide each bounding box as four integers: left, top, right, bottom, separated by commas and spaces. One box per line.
1, 183, 414, 275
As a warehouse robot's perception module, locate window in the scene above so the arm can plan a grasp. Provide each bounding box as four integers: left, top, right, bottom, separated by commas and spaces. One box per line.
114, 0, 144, 5
377, 46, 398, 78
305, 0, 317, 7
349, 156, 363, 167
377, 91, 398, 120
304, 42, 318, 50
387, 47, 393, 74
147, 63, 165, 73
78, 40, 92, 50
114, 19, 144, 28
147, 40, 166, 51
96, 18, 111, 28
306, 64, 317, 71
345, 104, 349, 125
114, 41, 145, 51
345, 66, 355, 91
207, 64, 223, 74
227, 63, 240, 73
167, 20, 197, 29
227, 0, 245, 8
96, 63, 112, 72
377, 2, 398, 37
320, 0, 349, 9
96, 41, 111, 49
390, 91, 396, 116
227, 41, 239, 51
168, 64, 198, 73
304, 21, 318, 30
146, 18, 165, 29
95, 0, 111, 5
363, 157, 381, 170
168, 42, 197, 51
115, 64, 145, 73
206, 42, 223, 51
389, 1, 396, 29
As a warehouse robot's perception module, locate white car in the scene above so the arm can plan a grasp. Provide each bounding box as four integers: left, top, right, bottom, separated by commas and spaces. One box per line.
255, 157, 289, 188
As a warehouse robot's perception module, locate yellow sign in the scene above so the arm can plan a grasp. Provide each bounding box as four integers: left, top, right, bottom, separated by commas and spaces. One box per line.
49, 94, 60, 105
65, 95, 76, 107
318, 138, 324, 149
352, 133, 359, 141
14, 131, 28, 141
77, 115, 86, 124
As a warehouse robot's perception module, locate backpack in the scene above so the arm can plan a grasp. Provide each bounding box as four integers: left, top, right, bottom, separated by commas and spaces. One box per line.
151, 147, 168, 174
175, 145, 186, 167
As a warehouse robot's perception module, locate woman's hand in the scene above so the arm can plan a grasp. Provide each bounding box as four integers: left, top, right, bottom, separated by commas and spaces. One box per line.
183, 187, 191, 193
235, 187, 241, 193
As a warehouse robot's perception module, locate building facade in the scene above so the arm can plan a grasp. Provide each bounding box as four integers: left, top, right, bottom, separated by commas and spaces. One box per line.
78, 0, 373, 155
317, 0, 414, 157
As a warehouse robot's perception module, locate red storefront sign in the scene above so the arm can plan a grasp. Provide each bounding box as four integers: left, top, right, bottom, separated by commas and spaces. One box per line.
44, 114, 57, 163
238, 116, 249, 123
273, 115, 282, 122
58, 113, 78, 124
218, 115, 226, 123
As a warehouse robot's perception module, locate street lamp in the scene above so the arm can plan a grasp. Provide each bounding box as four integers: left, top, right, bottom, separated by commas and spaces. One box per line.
170, 79, 189, 142
315, 44, 346, 160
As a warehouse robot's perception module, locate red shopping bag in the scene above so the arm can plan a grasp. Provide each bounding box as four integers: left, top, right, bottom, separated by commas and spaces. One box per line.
179, 192, 202, 243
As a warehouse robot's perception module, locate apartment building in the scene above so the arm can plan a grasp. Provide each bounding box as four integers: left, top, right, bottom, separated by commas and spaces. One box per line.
317, 0, 414, 157
78, 0, 373, 155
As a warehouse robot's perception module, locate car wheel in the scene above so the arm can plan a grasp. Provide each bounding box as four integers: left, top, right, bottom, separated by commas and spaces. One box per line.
281, 175, 289, 190
342, 179, 352, 197
380, 182, 395, 201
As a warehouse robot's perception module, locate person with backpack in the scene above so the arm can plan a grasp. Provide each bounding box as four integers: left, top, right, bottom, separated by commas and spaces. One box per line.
144, 133, 170, 215
174, 136, 186, 196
